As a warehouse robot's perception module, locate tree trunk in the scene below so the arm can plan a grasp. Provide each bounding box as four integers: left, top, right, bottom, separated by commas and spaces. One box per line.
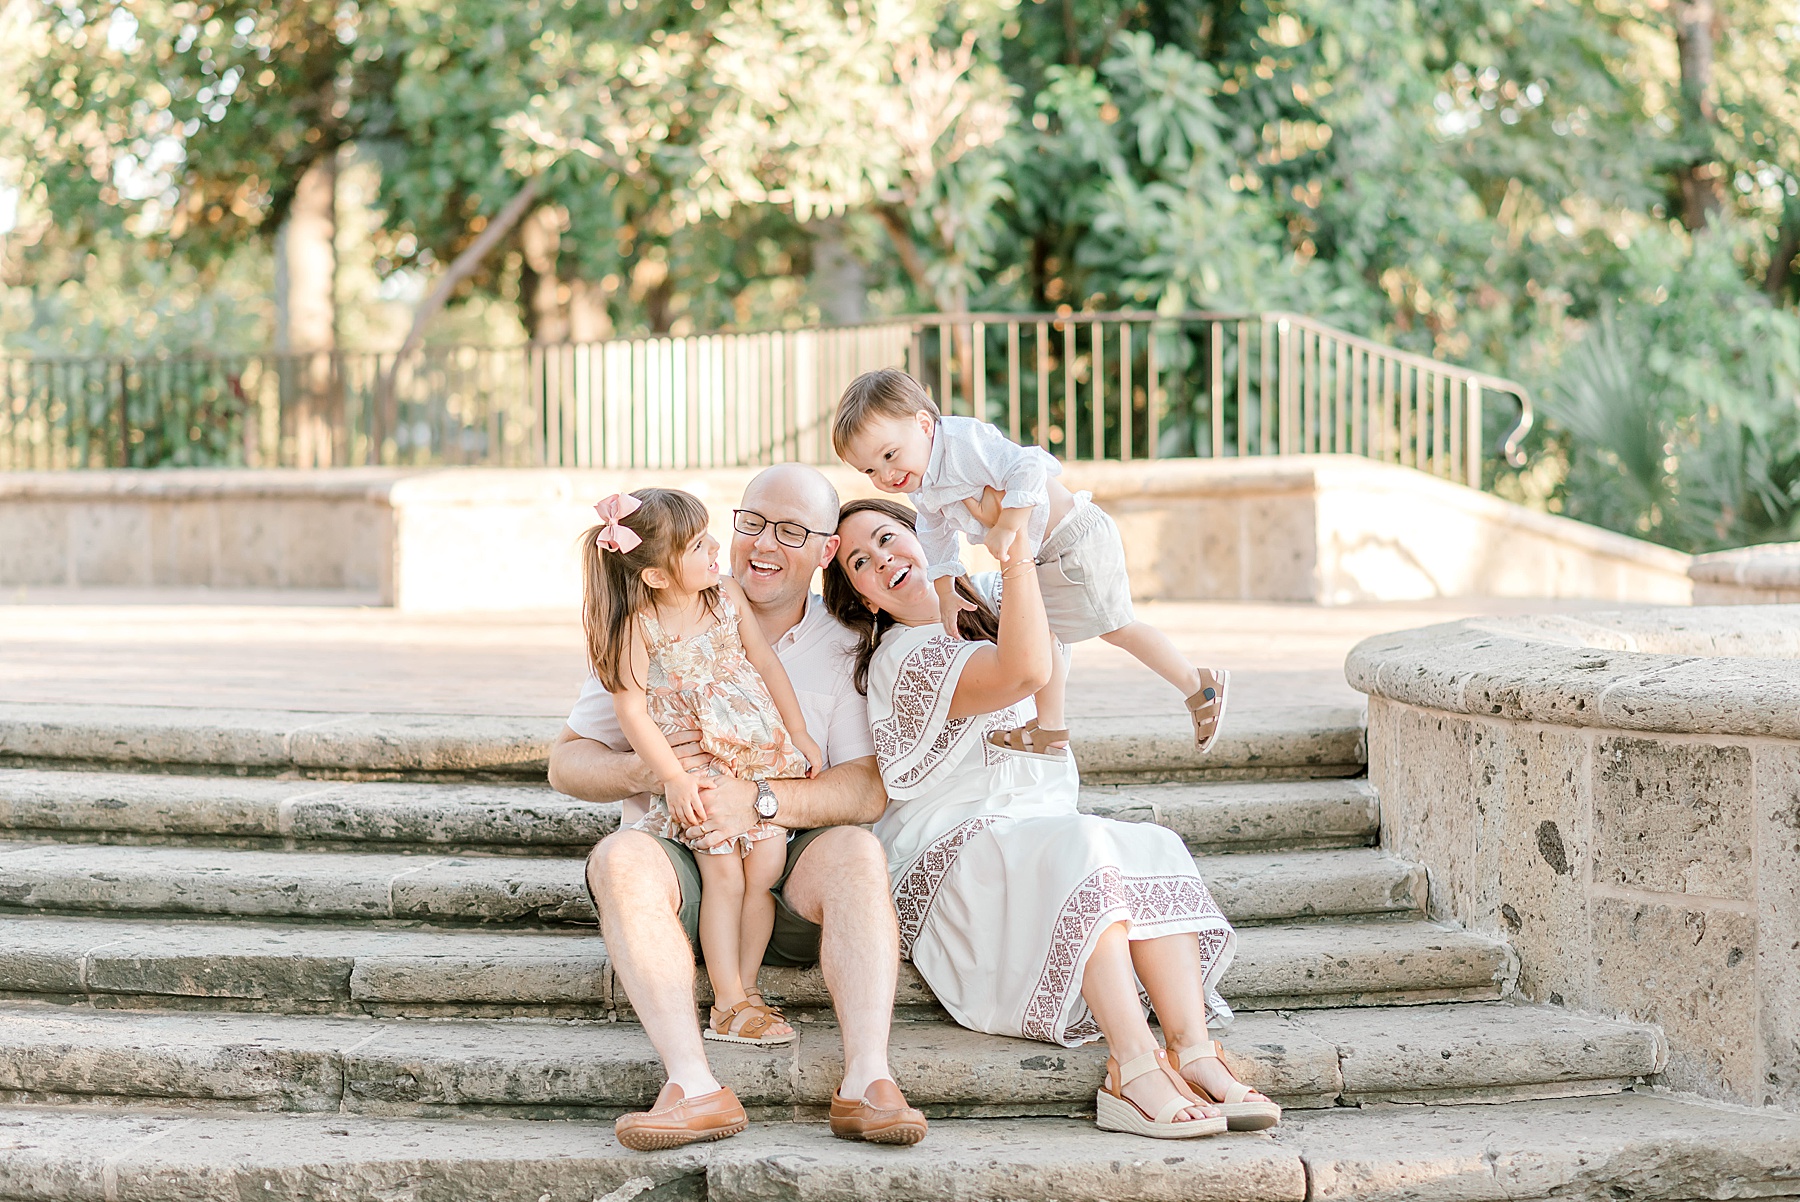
275, 153, 339, 466
810, 218, 867, 325
1673, 0, 1724, 232
519, 204, 570, 344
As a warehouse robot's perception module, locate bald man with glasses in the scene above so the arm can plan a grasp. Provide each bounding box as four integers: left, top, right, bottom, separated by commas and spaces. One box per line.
549, 463, 925, 1150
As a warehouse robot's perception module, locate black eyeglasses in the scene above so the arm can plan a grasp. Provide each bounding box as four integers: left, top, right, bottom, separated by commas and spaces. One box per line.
732, 509, 831, 549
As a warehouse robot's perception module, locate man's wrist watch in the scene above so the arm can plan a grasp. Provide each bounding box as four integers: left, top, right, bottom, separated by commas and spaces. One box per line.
753, 778, 779, 821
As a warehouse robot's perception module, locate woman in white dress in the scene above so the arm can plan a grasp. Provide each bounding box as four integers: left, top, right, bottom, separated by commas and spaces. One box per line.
823, 497, 1280, 1140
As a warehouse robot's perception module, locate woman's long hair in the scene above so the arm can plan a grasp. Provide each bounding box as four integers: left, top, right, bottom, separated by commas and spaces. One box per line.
822, 497, 1000, 696
581, 488, 719, 692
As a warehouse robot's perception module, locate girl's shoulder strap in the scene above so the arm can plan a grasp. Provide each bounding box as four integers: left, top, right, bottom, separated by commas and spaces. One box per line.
637, 608, 670, 654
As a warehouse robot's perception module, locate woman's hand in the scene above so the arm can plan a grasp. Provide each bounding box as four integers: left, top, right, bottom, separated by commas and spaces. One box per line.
663, 772, 707, 828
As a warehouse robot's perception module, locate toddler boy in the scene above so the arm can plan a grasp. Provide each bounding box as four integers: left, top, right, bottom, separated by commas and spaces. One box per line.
832, 367, 1227, 753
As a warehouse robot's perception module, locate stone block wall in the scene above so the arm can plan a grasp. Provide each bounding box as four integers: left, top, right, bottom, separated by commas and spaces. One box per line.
0, 471, 401, 600
3, 457, 1695, 610
1352, 608, 1800, 1110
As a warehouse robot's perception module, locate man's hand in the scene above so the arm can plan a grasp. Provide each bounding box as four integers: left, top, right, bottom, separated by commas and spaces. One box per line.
683, 776, 758, 851
667, 727, 714, 775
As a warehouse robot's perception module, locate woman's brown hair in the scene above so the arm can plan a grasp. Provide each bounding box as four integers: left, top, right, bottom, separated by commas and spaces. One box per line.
580, 488, 719, 692
822, 497, 999, 696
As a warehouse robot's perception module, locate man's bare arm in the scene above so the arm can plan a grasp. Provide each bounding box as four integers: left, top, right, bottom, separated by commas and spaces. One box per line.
685, 756, 885, 851
546, 726, 655, 803
546, 725, 713, 803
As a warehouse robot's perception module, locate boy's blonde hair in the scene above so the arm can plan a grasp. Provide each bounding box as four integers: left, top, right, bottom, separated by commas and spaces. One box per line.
579, 488, 719, 693
832, 368, 941, 459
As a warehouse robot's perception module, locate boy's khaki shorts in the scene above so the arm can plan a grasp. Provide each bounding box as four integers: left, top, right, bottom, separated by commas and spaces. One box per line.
1036, 494, 1135, 643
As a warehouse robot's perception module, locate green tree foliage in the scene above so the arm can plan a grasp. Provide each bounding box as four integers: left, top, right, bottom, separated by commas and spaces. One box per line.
3, 0, 1799, 547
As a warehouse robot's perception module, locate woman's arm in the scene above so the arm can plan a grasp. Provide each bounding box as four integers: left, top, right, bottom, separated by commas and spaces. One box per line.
945, 549, 1054, 720
722, 580, 822, 771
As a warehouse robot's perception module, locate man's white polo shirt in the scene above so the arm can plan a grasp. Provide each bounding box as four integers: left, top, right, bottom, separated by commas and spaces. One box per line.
565, 592, 875, 819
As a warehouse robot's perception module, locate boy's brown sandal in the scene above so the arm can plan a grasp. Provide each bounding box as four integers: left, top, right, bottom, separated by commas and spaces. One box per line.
615, 1083, 748, 1151
1185, 668, 1231, 753
705, 997, 795, 1046
986, 719, 1072, 758
828, 1078, 929, 1145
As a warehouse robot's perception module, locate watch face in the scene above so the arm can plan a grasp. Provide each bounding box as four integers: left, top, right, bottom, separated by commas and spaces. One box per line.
755, 784, 777, 818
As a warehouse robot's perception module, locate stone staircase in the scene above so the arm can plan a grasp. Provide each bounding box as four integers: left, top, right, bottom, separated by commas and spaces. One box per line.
0, 712, 1795, 1202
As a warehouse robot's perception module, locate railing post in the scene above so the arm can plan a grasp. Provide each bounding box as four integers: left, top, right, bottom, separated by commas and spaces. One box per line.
1119, 322, 1132, 462
1147, 320, 1160, 460
1035, 321, 1050, 449
1090, 319, 1105, 461
116, 360, 130, 468
1006, 322, 1021, 444
1466, 380, 1483, 486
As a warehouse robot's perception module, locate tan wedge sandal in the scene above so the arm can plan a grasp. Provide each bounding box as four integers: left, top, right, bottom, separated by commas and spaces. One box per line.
986, 719, 1072, 758
1094, 1048, 1227, 1140
705, 997, 795, 1047
1185, 668, 1230, 753
1167, 1039, 1282, 1131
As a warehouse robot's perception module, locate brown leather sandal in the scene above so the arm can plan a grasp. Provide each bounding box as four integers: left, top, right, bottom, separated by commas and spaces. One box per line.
1167, 1038, 1282, 1131
1094, 1048, 1226, 1139
986, 719, 1072, 758
704, 997, 795, 1046
1185, 668, 1230, 753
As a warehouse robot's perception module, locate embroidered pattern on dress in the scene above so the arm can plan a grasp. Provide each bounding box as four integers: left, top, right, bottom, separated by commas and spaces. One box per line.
873, 636, 976, 788
1020, 868, 1230, 1044
891, 816, 1000, 958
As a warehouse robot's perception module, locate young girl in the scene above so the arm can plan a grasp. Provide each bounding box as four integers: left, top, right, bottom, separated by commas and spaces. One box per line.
583, 488, 824, 1047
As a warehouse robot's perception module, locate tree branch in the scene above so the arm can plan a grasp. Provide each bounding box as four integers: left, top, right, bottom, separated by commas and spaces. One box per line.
373, 174, 543, 454
873, 202, 934, 300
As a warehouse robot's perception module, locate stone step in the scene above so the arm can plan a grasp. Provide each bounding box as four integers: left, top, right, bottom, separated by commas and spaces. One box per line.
0, 839, 1421, 928
1, 1091, 1794, 1202
0, 769, 1378, 854
1082, 778, 1380, 851
0, 1000, 1660, 1118
0, 913, 1513, 1015
0, 769, 616, 854
0, 1106, 1307, 1202
0, 700, 1365, 782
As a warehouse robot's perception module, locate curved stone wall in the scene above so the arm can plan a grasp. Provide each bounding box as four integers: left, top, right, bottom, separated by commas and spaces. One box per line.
1348, 607, 1800, 1111
1691, 541, 1800, 604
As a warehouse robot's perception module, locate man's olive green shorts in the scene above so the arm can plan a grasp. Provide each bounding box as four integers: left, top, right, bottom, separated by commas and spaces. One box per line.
624, 827, 830, 968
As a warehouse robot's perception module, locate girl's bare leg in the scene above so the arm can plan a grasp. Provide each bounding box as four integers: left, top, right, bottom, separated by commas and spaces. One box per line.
1080, 921, 1217, 1121
737, 834, 793, 1037
695, 850, 749, 1012
1099, 621, 1203, 698
1130, 932, 1272, 1105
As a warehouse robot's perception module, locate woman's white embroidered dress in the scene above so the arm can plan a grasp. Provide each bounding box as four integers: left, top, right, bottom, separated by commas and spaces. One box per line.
868, 621, 1238, 1047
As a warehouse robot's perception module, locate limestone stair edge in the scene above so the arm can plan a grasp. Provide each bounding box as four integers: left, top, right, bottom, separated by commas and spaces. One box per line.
0, 1090, 1792, 1202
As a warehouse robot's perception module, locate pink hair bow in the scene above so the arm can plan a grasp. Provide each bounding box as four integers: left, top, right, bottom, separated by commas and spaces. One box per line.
593, 493, 643, 553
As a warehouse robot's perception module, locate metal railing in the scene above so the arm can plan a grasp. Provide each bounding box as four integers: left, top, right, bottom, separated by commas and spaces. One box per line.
906, 311, 1533, 486
0, 311, 1532, 485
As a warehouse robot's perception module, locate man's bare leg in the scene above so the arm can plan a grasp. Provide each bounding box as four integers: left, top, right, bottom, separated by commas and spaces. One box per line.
780, 826, 897, 1100
587, 829, 720, 1098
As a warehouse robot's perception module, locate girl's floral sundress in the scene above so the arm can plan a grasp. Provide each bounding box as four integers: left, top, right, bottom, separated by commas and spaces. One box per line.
627, 591, 809, 857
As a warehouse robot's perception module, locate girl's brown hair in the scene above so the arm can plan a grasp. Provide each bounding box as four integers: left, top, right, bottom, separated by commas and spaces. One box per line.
821, 497, 999, 696
581, 488, 719, 692
831, 368, 941, 459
